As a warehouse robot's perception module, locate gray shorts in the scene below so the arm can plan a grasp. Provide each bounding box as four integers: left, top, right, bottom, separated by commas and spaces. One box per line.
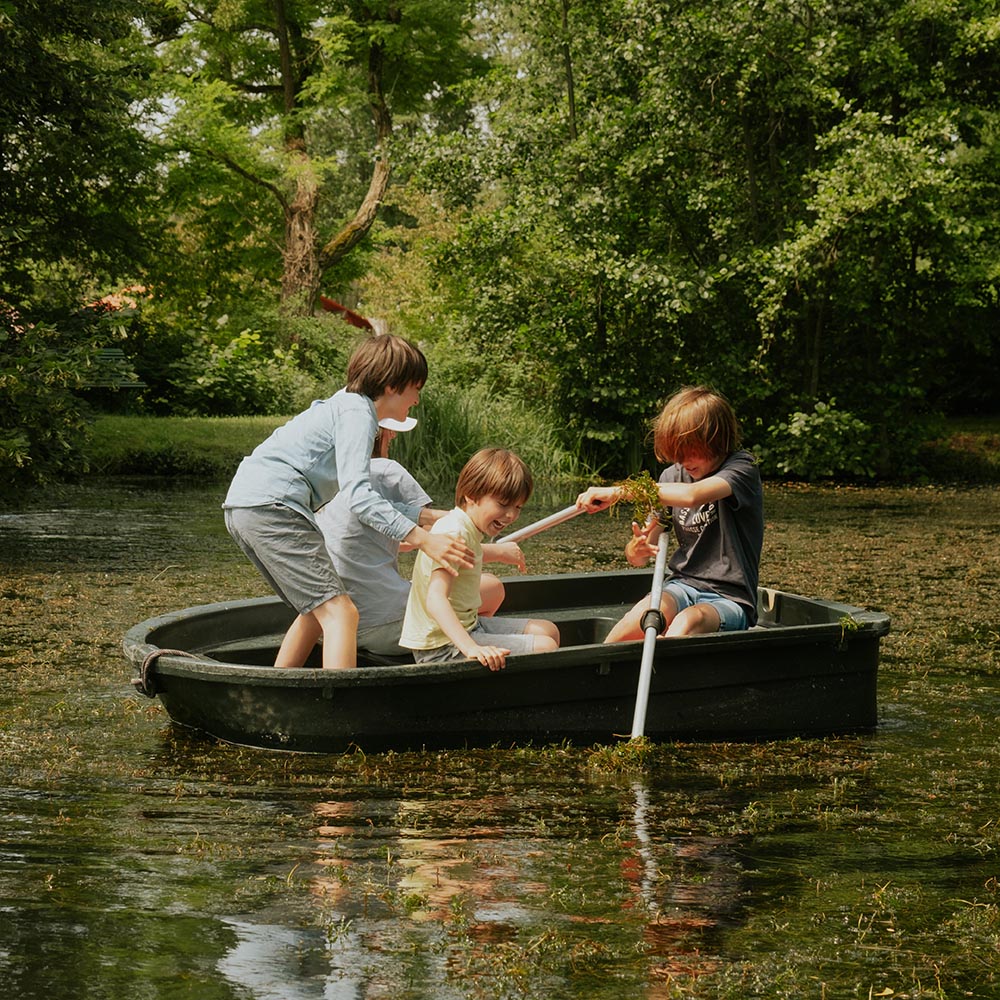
413, 616, 537, 663
225, 504, 345, 616
357, 618, 408, 658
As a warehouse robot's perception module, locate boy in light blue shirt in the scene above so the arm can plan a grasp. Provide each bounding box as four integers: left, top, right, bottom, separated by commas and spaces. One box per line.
223, 334, 473, 670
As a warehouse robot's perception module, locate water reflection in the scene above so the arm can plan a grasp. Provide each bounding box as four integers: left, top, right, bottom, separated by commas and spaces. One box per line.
214, 778, 754, 998
218, 917, 367, 1000
4, 480, 1000, 999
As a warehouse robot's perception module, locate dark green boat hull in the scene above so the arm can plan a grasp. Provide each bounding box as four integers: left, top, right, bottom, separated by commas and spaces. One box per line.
123, 570, 889, 753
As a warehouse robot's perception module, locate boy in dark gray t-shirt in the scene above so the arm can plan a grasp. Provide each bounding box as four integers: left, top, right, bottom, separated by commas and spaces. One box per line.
576, 386, 764, 640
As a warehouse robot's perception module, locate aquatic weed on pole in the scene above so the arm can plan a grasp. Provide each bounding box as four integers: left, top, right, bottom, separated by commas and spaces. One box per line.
608, 470, 663, 525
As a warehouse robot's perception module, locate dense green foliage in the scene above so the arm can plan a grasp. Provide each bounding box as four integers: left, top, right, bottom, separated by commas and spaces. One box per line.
411, 0, 1000, 473
152, 0, 481, 313
0, 0, 159, 487
2, 0, 998, 487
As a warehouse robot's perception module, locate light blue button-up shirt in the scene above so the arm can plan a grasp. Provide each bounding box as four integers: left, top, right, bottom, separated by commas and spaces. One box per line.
223, 389, 421, 542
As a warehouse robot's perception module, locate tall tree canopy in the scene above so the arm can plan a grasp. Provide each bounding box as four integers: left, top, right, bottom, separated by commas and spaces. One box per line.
1, 0, 163, 488
418, 0, 1000, 471
153, 0, 481, 315
0, 0, 157, 306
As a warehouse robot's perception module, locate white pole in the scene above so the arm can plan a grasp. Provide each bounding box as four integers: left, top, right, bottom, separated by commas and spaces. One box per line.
497, 504, 586, 544
630, 531, 670, 739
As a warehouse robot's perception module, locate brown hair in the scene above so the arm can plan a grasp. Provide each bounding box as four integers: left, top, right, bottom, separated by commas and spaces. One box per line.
455, 448, 534, 508
345, 334, 428, 399
652, 386, 741, 464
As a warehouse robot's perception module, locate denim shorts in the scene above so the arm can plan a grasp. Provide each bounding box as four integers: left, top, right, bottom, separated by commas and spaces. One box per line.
413, 616, 536, 663
225, 504, 345, 615
662, 581, 748, 632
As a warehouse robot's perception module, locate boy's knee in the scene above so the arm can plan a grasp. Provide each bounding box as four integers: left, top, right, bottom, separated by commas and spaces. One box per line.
479, 573, 505, 616
533, 634, 559, 654
528, 619, 560, 645
665, 603, 720, 637
314, 594, 359, 629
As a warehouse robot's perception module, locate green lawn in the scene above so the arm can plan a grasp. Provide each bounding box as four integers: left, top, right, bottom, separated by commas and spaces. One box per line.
85, 414, 291, 477
85, 412, 1000, 482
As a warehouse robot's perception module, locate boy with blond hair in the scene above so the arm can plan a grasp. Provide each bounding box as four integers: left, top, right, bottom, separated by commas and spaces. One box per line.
577, 386, 763, 640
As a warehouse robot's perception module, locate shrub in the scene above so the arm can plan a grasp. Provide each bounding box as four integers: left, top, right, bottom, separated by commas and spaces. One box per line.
0, 304, 121, 489
756, 400, 875, 480
170, 329, 313, 416
391, 380, 589, 490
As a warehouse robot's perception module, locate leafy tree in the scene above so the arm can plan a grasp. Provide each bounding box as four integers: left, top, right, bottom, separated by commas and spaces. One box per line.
0, 0, 158, 306
151, 0, 483, 318
415, 0, 1000, 475
0, 0, 163, 486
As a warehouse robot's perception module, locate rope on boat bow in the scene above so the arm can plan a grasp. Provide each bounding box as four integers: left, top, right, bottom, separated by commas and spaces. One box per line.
132, 648, 197, 698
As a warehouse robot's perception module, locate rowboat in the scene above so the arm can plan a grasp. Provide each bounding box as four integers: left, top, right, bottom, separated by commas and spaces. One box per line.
123, 569, 890, 753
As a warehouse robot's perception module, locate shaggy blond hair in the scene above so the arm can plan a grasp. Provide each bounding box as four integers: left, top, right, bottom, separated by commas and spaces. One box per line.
653, 386, 741, 464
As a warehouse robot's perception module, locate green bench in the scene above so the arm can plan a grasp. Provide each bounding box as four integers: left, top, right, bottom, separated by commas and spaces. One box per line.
81, 347, 147, 390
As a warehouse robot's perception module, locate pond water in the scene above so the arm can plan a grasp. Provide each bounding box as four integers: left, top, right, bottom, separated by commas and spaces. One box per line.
1, 478, 998, 999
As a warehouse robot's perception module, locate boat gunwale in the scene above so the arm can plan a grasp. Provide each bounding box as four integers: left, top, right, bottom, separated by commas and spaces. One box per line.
123, 572, 890, 691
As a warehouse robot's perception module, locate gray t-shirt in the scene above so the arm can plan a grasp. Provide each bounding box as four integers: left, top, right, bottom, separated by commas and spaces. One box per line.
316, 458, 432, 628
659, 449, 764, 625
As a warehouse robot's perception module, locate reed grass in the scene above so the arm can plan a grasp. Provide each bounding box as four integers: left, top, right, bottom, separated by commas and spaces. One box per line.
390, 382, 589, 488
85, 385, 591, 486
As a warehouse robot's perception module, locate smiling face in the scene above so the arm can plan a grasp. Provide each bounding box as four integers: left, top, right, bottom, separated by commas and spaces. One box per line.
375, 382, 421, 424
463, 493, 525, 537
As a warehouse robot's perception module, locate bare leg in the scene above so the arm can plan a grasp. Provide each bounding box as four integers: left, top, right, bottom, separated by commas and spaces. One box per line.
525, 618, 560, 651
664, 603, 721, 637
275, 613, 322, 668
313, 594, 360, 670
479, 572, 506, 616
604, 593, 680, 643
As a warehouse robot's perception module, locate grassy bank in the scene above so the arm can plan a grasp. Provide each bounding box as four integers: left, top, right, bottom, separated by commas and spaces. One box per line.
84, 415, 289, 478
85, 412, 1000, 484
83, 384, 591, 485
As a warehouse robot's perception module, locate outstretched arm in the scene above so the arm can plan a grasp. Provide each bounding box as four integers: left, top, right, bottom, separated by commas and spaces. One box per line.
404, 525, 475, 576
577, 476, 733, 513
400, 507, 449, 551
482, 541, 526, 574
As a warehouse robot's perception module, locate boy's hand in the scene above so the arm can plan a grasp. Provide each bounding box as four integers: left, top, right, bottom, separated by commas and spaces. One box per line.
465, 642, 510, 672
491, 542, 526, 573
420, 532, 474, 575
625, 521, 658, 567
576, 486, 620, 513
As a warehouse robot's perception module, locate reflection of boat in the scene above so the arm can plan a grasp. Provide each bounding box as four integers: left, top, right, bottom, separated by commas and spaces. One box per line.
123, 570, 890, 753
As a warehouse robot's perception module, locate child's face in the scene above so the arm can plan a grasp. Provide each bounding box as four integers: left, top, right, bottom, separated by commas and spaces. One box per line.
463, 493, 525, 536
378, 382, 421, 423
678, 448, 722, 481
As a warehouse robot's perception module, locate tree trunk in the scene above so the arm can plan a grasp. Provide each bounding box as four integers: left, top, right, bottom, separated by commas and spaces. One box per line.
318, 39, 393, 275
272, 0, 321, 316
281, 157, 321, 315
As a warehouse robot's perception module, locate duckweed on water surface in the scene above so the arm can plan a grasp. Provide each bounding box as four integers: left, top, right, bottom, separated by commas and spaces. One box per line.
1, 480, 999, 998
